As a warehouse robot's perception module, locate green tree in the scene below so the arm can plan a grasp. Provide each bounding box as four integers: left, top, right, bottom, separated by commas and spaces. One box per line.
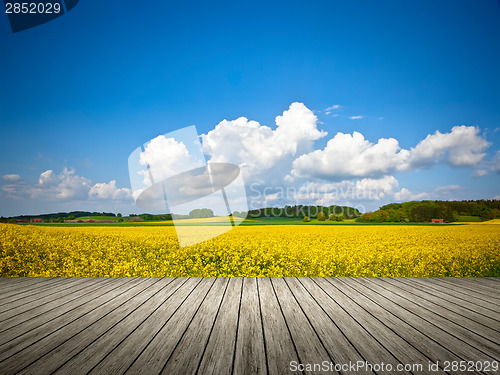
117, 217, 124, 222
303, 216, 310, 222
117, 213, 122, 218
317, 211, 326, 221
189, 208, 215, 219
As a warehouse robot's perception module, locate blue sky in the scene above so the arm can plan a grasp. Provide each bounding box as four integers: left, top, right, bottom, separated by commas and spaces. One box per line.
0, 0, 499, 216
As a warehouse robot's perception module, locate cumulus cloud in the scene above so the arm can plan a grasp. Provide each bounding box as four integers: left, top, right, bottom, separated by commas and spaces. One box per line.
408, 125, 489, 168
28, 167, 92, 200
139, 135, 204, 184
249, 176, 399, 210
89, 180, 132, 200
38, 170, 57, 186
1, 174, 22, 182
202, 102, 326, 180
393, 185, 465, 202
290, 132, 409, 180
2, 168, 131, 203
295, 176, 399, 205
290, 125, 489, 181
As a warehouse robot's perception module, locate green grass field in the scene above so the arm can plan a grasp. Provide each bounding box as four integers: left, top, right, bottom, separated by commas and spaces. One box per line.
456, 215, 482, 222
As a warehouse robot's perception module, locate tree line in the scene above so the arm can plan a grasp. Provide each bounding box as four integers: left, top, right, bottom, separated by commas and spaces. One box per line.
357, 199, 500, 223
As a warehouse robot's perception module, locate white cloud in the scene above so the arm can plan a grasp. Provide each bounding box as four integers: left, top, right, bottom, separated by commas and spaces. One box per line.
288, 176, 399, 205
394, 185, 465, 202
38, 170, 57, 186
36, 167, 92, 200
492, 151, 500, 174
3, 168, 131, 203
1, 174, 22, 182
290, 131, 409, 180
202, 102, 326, 179
393, 188, 429, 201
324, 104, 342, 115
290, 125, 489, 181
408, 125, 489, 168
139, 135, 203, 184
348, 115, 366, 120
89, 180, 132, 200
472, 169, 488, 178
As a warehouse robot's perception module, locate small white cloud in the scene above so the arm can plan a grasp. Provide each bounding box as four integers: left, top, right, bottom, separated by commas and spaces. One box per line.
324, 104, 342, 115
472, 169, 488, 178
393, 188, 429, 201
394, 185, 464, 202
1, 174, 22, 182
38, 170, 57, 186
492, 151, 500, 174
348, 115, 366, 120
378, 117, 384, 120
89, 180, 132, 200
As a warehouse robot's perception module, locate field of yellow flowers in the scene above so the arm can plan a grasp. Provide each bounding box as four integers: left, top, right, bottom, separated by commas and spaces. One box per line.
1, 222, 499, 277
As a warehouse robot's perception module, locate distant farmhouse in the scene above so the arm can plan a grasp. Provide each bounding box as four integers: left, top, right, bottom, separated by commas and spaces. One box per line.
431, 219, 444, 224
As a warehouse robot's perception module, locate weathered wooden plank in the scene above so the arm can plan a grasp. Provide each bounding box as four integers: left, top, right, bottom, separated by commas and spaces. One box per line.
50, 278, 185, 374
124, 278, 215, 375
160, 278, 229, 374
300, 277, 403, 373
436, 278, 500, 301
394, 278, 500, 329
286, 278, 375, 375
0, 278, 69, 306
0, 277, 124, 349
360, 278, 500, 362
0, 277, 40, 293
233, 277, 267, 375
0, 277, 104, 323
320, 278, 423, 375
16, 278, 172, 375
343, 278, 478, 375
0, 278, 156, 374
428, 278, 500, 308
271, 277, 336, 375
258, 277, 298, 375
197, 277, 243, 375
384, 278, 500, 337
405, 278, 500, 320
88, 278, 201, 375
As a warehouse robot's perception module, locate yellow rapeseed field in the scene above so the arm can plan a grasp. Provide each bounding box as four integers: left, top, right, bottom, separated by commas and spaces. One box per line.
0, 223, 499, 277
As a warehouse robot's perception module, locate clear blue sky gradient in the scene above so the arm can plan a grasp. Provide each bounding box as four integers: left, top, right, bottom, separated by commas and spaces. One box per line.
0, 0, 499, 215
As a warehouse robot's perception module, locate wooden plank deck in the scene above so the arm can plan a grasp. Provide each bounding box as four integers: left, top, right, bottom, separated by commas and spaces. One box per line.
0, 278, 498, 375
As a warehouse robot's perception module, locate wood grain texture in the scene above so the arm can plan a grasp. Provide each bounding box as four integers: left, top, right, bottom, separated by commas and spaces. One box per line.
0, 277, 498, 375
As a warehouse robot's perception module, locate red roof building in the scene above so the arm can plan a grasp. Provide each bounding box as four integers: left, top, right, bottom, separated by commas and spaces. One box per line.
431, 219, 444, 224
